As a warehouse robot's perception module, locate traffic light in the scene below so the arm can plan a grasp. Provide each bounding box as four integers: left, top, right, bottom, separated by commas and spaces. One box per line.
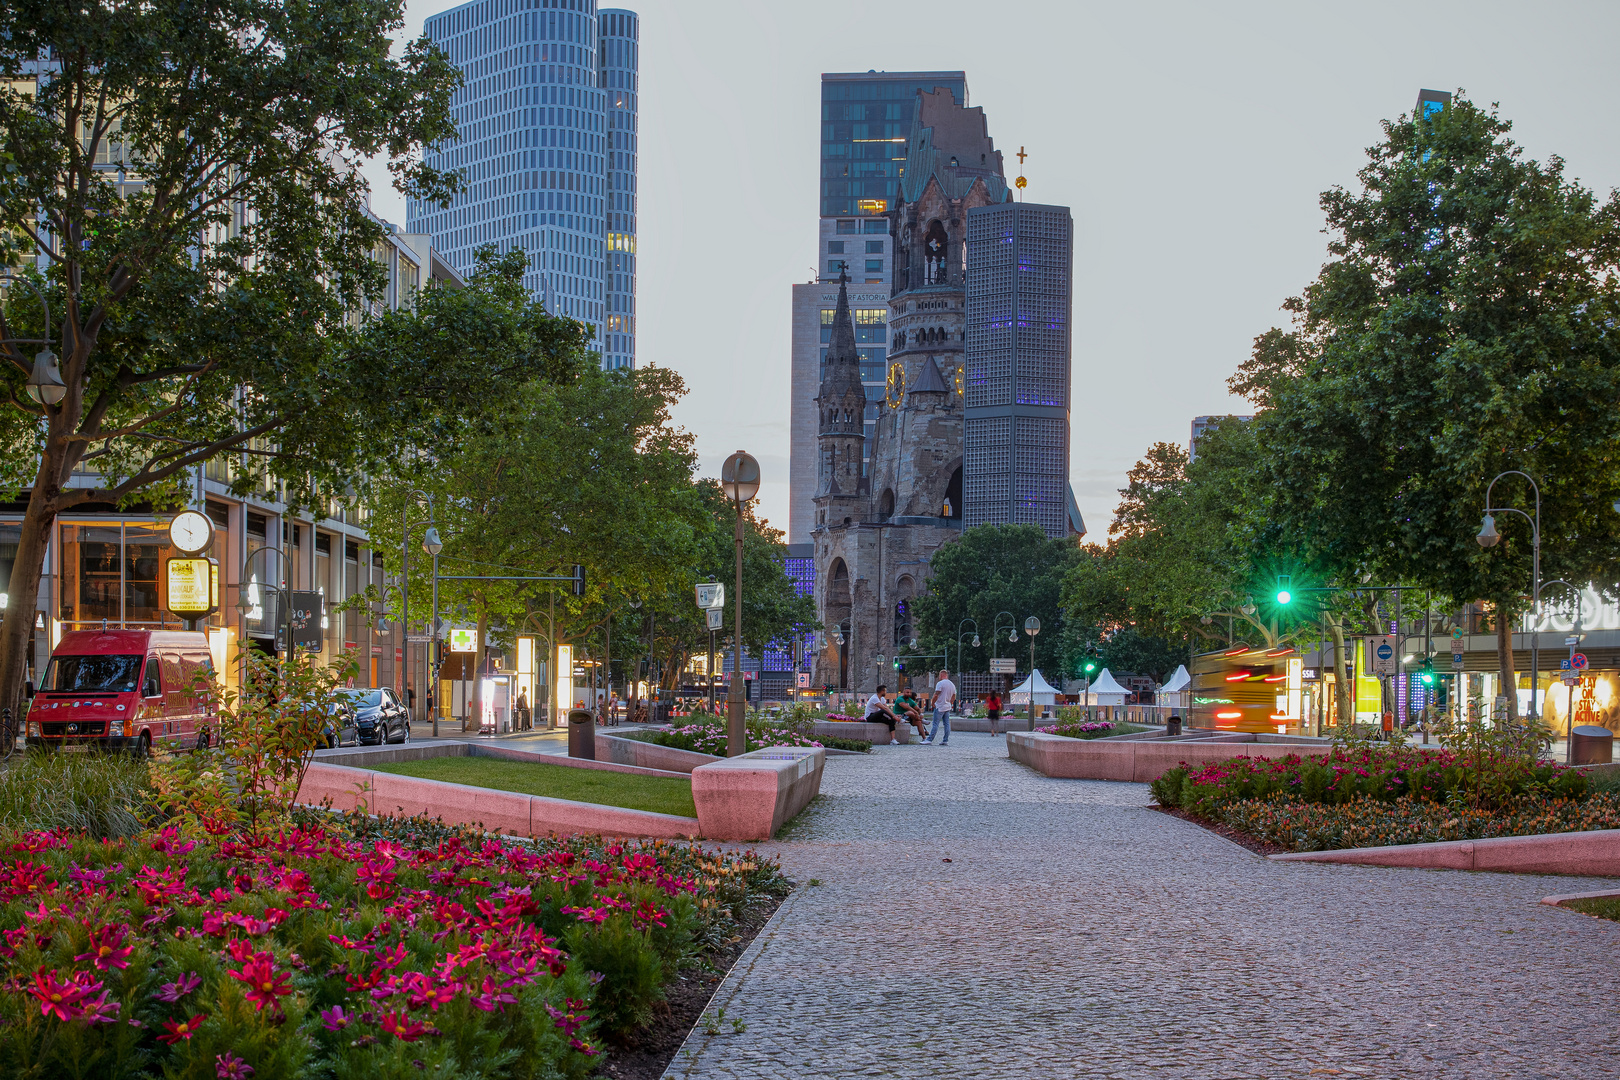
1419, 657, 1435, 685
894, 659, 905, 672
1081, 658, 1098, 676
571, 564, 586, 596
1275, 575, 1292, 605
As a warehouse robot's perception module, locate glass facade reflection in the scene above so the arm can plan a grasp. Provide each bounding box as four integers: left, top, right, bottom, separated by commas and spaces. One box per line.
820, 72, 966, 219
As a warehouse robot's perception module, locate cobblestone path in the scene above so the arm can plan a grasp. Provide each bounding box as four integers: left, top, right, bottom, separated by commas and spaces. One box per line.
663, 734, 1620, 1079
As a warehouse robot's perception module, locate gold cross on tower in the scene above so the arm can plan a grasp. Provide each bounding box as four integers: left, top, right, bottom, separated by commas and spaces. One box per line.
1014, 145, 1028, 198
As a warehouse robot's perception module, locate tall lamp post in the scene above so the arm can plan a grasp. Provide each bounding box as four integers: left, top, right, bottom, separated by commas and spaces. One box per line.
1476, 470, 1540, 720
1024, 616, 1041, 728
399, 491, 434, 724
422, 525, 443, 737
721, 450, 760, 758
955, 619, 979, 683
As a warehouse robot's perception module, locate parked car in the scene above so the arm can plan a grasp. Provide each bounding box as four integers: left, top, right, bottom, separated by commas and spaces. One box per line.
339, 687, 411, 745
26, 629, 217, 758
307, 697, 359, 749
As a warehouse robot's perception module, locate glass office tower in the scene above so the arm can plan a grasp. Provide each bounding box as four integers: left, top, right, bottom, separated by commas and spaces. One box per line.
820, 71, 966, 220
411, 0, 638, 370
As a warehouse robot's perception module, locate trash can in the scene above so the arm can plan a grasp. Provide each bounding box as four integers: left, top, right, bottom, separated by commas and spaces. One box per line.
568, 708, 596, 760
1571, 725, 1614, 766
1166, 714, 1183, 737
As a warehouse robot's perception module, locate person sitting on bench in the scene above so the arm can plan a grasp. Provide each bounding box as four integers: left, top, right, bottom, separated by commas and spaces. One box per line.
865, 685, 902, 745
892, 689, 929, 740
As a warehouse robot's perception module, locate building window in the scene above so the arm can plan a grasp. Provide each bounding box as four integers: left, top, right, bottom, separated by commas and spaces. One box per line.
865, 259, 882, 273
827, 260, 847, 275
836, 220, 856, 234
827, 241, 845, 254
863, 219, 887, 234
854, 308, 887, 326
865, 240, 884, 254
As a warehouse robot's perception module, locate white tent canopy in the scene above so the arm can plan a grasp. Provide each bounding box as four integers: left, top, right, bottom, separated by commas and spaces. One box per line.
1009, 669, 1060, 705
1082, 667, 1131, 706
1160, 665, 1191, 692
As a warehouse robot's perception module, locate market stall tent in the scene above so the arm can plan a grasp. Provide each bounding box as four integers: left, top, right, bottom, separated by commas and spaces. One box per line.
1082, 668, 1132, 707
1158, 665, 1191, 708
1009, 669, 1060, 706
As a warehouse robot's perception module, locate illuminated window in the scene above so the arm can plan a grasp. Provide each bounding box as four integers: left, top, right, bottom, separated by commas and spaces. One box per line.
820, 309, 836, 326
854, 308, 887, 326
857, 199, 887, 213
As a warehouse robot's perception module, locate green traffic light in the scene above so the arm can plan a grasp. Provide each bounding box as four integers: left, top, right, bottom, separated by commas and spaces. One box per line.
1275, 575, 1292, 605
1276, 590, 1292, 605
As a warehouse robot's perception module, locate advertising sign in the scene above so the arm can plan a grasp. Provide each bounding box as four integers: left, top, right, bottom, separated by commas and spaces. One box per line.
165, 557, 213, 616
288, 592, 324, 649
555, 644, 573, 712
449, 628, 477, 653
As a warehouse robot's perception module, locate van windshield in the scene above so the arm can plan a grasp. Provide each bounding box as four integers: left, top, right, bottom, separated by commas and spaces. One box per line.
42, 654, 143, 693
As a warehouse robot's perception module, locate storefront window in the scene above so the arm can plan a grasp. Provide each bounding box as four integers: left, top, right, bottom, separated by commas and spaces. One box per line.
123, 525, 173, 623
0, 524, 19, 616
59, 525, 123, 625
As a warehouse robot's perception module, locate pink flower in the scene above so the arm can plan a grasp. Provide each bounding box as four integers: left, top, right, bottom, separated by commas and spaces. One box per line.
25, 967, 99, 1021
216, 1052, 255, 1079
380, 1009, 427, 1042
75, 924, 135, 971
319, 1005, 351, 1031
471, 976, 517, 1012
157, 1012, 208, 1044
153, 970, 202, 1002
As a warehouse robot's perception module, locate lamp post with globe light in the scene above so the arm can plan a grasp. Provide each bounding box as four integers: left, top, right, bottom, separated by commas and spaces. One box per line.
422, 525, 444, 737
1024, 616, 1041, 728
721, 451, 760, 757
1476, 470, 1540, 721
955, 619, 979, 683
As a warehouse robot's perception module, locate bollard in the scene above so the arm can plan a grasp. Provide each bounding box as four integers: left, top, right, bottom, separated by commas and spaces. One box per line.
1571, 725, 1614, 766
568, 708, 596, 760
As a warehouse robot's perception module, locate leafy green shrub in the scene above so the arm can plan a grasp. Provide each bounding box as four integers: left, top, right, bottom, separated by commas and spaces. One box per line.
1218, 792, 1620, 851
0, 751, 151, 838
1150, 766, 1188, 808
815, 736, 872, 753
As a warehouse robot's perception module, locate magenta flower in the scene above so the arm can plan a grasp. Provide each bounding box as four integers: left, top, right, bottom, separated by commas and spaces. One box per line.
216, 1051, 255, 1079
75, 924, 135, 971
319, 1004, 351, 1031
154, 970, 202, 1002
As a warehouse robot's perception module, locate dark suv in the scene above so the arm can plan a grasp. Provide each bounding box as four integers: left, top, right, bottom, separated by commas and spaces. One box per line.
337, 687, 412, 745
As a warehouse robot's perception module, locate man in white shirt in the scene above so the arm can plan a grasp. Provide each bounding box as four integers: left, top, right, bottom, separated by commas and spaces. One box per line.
865, 685, 900, 745
927, 669, 956, 745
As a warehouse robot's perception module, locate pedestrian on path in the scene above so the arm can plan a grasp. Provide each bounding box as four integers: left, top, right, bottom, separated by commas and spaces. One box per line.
985, 690, 1002, 736
928, 669, 956, 745
865, 685, 901, 745
514, 690, 530, 731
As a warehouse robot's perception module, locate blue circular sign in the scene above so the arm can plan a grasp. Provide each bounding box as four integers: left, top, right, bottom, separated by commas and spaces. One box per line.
1376, 643, 1394, 660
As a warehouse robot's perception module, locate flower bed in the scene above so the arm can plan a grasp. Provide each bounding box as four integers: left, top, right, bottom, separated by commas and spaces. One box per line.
1150, 746, 1588, 817
632, 723, 869, 756
1035, 720, 1152, 741
1214, 792, 1620, 852
0, 812, 788, 1079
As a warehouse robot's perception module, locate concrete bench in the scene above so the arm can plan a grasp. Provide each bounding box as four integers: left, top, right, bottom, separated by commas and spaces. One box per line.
691, 746, 826, 842
815, 719, 909, 745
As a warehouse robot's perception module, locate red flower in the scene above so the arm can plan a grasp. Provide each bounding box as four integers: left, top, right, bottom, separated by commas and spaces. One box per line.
226, 955, 292, 1011
26, 967, 98, 1021
380, 1009, 428, 1041
74, 924, 135, 971
157, 1012, 209, 1044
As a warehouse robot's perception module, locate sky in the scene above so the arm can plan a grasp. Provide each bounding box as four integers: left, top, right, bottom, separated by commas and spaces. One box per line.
363, 0, 1620, 544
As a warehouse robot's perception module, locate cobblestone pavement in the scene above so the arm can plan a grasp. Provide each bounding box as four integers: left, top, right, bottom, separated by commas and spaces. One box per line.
663, 734, 1620, 1080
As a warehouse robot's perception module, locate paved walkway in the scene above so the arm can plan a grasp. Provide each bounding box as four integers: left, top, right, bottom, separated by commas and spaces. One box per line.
664, 733, 1620, 1079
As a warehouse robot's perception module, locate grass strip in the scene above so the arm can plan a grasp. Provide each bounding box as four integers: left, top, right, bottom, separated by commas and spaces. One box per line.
1563, 896, 1620, 922
368, 757, 697, 819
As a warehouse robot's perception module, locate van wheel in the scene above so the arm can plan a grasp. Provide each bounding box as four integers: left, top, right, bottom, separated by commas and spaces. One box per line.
131, 733, 151, 760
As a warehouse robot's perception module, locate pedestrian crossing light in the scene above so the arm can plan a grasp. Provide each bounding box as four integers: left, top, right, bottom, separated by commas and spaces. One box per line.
1275, 576, 1292, 605
1420, 657, 1435, 685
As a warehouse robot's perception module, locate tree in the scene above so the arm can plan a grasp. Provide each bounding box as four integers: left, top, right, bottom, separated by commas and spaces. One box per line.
1241, 93, 1620, 717
911, 525, 1080, 677
0, 0, 476, 708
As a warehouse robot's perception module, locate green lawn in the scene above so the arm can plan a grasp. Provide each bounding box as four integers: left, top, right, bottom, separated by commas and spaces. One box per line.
369, 757, 697, 819
1563, 896, 1620, 923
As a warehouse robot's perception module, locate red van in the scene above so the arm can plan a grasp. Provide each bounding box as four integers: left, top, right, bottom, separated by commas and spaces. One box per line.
26, 629, 217, 757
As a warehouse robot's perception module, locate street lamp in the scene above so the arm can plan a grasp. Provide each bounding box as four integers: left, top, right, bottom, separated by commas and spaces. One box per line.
720, 449, 760, 757
1477, 470, 1540, 723
955, 618, 979, 678
2, 273, 64, 406
1023, 616, 1041, 728
399, 491, 435, 730
422, 525, 444, 737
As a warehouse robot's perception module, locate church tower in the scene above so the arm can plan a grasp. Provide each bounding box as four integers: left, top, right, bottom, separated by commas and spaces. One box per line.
813, 267, 868, 528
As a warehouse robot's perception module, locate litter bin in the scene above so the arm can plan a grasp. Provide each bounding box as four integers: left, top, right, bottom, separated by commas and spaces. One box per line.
1571, 725, 1614, 766
1166, 713, 1183, 737
568, 708, 596, 760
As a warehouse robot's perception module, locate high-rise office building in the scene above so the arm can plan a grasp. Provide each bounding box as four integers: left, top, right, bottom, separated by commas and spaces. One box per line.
1415, 87, 1451, 120
410, 0, 638, 370
963, 201, 1083, 537
789, 70, 967, 543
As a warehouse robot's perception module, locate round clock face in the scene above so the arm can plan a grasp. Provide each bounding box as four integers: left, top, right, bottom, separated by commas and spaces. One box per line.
169, 510, 214, 555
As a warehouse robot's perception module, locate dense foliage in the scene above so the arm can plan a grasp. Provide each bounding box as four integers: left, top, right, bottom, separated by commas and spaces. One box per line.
1216, 793, 1620, 852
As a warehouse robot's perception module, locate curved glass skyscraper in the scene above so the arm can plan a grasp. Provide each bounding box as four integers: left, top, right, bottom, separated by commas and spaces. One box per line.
410, 0, 638, 370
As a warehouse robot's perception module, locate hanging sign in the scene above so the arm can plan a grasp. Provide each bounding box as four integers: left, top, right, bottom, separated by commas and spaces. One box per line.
165, 557, 214, 617
449, 628, 477, 653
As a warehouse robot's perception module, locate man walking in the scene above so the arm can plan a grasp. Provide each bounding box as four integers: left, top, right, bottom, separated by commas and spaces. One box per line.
928, 669, 956, 745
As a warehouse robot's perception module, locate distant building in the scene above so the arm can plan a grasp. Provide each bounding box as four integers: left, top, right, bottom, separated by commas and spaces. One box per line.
1415, 87, 1451, 119
790, 71, 968, 543
963, 201, 1083, 537
1189, 415, 1253, 461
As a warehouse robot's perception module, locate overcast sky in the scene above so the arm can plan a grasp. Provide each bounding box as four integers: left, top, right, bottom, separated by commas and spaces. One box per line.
363, 0, 1620, 543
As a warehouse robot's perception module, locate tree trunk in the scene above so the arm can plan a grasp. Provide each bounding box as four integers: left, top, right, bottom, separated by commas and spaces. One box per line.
1325, 614, 1352, 732
0, 442, 72, 717
1495, 599, 1517, 722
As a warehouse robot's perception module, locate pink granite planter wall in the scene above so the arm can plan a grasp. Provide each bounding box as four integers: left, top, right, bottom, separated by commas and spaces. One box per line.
690, 746, 825, 842
296, 762, 700, 840
814, 720, 905, 744
1006, 731, 1334, 783
1270, 829, 1620, 877
595, 734, 720, 774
